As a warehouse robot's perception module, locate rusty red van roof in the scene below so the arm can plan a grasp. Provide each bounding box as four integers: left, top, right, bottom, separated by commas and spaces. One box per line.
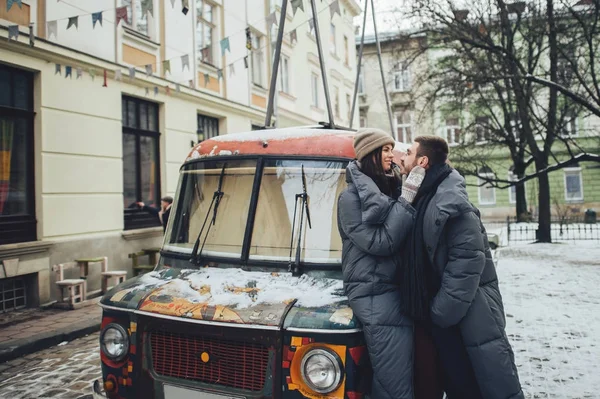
185, 127, 356, 162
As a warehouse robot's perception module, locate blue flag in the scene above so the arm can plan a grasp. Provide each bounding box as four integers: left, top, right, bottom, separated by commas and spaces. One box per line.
92, 12, 103, 28
7, 0, 22, 12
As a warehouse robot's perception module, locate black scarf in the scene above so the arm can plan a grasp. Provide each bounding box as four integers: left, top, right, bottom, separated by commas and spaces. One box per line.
401, 163, 453, 321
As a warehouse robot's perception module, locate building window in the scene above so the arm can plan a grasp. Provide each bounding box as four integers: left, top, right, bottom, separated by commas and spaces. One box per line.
508, 170, 518, 204
478, 167, 496, 205
251, 32, 264, 87
392, 63, 411, 92
280, 55, 290, 94
475, 116, 492, 143
330, 23, 337, 55
343, 35, 349, 65
122, 0, 150, 36
360, 116, 367, 128
0, 276, 27, 312
334, 86, 340, 117
197, 114, 219, 142
346, 93, 352, 121
358, 68, 365, 94
564, 167, 584, 201
307, 6, 316, 37
395, 110, 413, 143
561, 113, 578, 137
196, 0, 216, 66
122, 96, 161, 230
0, 64, 35, 245
311, 73, 319, 107
446, 117, 461, 145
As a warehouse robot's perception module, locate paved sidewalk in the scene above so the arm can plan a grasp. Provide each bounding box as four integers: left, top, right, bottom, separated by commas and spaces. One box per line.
0, 301, 102, 364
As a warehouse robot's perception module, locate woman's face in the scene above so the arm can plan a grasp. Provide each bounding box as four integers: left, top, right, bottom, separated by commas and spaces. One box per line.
380, 144, 394, 172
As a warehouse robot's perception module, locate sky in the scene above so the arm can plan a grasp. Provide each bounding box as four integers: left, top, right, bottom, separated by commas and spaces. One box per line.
353, 0, 414, 35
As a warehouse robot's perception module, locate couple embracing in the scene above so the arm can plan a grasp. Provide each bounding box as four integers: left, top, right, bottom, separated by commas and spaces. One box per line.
337, 129, 523, 399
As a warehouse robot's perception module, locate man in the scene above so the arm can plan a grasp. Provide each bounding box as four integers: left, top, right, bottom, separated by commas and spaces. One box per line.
136, 196, 173, 232
399, 136, 523, 399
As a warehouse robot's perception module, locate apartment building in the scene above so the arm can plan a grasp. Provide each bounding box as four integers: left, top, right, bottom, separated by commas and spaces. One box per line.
0, 0, 360, 309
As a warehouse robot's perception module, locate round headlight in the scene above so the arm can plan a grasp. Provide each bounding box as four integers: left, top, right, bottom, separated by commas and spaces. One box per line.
100, 323, 129, 361
300, 348, 343, 394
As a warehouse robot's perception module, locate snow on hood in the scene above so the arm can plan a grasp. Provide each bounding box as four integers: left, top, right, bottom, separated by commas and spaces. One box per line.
210, 128, 352, 143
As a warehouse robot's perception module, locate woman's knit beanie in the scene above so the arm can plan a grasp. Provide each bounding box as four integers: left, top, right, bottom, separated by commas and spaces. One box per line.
353, 128, 395, 161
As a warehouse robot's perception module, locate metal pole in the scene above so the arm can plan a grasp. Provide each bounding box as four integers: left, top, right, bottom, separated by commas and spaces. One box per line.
309, 0, 335, 128
350, 0, 369, 129
265, 0, 289, 127
371, 0, 395, 139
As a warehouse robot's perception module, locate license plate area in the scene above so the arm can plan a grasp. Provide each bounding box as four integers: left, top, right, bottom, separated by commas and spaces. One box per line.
164, 384, 245, 399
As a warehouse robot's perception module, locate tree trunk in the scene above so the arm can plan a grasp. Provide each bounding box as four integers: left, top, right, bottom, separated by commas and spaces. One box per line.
537, 171, 552, 243
514, 164, 528, 221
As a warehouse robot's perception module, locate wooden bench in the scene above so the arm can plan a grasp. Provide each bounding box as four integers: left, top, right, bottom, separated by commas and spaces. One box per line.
53, 262, 86, 308
129, 248, 160, 276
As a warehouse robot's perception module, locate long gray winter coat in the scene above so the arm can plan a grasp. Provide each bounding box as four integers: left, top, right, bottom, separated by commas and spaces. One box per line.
425, 170, 523, 399
337, 161, 415, 399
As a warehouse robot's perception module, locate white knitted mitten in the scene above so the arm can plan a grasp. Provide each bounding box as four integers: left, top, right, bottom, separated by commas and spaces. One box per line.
401, 166, 426, 204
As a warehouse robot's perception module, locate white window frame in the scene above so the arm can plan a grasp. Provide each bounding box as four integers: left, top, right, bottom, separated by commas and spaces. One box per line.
508, 171, 518, 204
475, 116, 491, 143
330, 23, 337, 55
358, 69, 365, 94
334, 86, 340, 117
564, 167, 584, 201
346, 93, 352, 121
307, 6, 316, 37
196, 0, 217, 66
343, 35, 349, 65
445, 118, 461, 145
394, 111, 413, 143
280, 55, 290, 94
562, 114, 578, 137
122, 0, 151, 37
478, 172, 497, 206
392, 64, 411, 92
311, 73, 319, 107
251, 31, 264, 87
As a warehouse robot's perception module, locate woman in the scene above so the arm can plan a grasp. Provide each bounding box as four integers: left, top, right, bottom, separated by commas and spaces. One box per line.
337, 128, 426, 399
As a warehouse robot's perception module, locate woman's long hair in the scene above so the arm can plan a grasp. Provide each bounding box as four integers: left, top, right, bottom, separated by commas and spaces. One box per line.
360, 147, 400, 198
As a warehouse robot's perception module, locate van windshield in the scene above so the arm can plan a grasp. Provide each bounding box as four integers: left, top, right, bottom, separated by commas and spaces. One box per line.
164, 158, 348, 265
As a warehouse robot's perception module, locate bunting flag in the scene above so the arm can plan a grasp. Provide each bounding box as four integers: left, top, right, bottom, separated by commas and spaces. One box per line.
204, 73, 210, 86
291, 0, 304, 15
29, 24, 34, 46
229, 63, 235, 76
114, 69, 122, 81
201, 47, 210, 61
217, 69, 223, 80
129, 67, 136, 80
92, 12, 103, 28
188, 79, 194, 88
141, 0, 153, 17
6, 0, 22, 12
266, 11, 278, 31
48, 20, 58, 39
55, 64, 61, 76
116, 6, 129, 25
103, 69, 108, 87
89, 68, 96, 81
145, 64, 153, 76
145, 87, 150, 96
170, 0, 176, 8
290, 29, 297, 44
245, 27, 252, 50
8, 25, 19, 41
67, 16, 79, 30
76, 67, 83, 79
243, 56, 249, 69
154, 86, 159, 96
65, 66, 72, 79
220, 37, 230, 56
182, 0, 189, 15
176, 83, 181, 93
329, 0, 341, 19
181, 54, 190, 71
163, 60, 171, 75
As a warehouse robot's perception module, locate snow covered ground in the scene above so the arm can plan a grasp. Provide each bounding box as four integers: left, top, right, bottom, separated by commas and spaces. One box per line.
497, 241, 600, 398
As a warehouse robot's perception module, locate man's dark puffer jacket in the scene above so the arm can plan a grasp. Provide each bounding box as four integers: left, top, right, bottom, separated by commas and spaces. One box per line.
337, 161, 415, 399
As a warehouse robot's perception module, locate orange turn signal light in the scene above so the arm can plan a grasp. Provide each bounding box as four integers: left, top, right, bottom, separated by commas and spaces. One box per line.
104, 380, 116, 392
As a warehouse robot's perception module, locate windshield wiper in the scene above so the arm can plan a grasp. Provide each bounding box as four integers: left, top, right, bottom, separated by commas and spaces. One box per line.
190, 164, 226, 264
288, 164, 312, 276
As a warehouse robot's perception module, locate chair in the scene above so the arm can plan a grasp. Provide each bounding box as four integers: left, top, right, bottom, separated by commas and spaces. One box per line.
53, 262, 86, 308
129, 249, 160, 276
100, 256, 128, 293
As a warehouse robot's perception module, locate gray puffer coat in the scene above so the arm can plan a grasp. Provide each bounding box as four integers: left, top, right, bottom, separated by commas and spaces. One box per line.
425, 170, 523, 399
337, 161, 415, 399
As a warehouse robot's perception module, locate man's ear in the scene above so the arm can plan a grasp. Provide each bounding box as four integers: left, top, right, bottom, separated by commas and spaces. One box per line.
418, 155, 429, 168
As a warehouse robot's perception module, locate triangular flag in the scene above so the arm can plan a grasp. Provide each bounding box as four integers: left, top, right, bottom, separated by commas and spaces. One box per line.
176, 83, 181, 93
291, 0, 304, 15
290, 29, 297, 44
141, 0, 153, 17
55, 64, 61, 75
329, 0, 341, 19
154, 86, 159, 96
89, 68, 96, 80
102, 69, 108, 87
29, 24, 34, 46
163, 59, 171, 75
182, 0, 189, 15
145, 87, 149, 96
116, 6, 129, 25
217, 69, 223, 80
181, 54, 190, 71
229, 63, 235, 76
48, 20, 58, 39
7, 0, 22, 12
67, 16, 79, 30
145, 64, 153, 76
92, 12, 103, 28
65, 66, 72, 78
243, 56, 249, 69
76, 67, 83, 79
170, 0, 176, 7
267, 11, 278, 31
115, 69, 122, 81
8, 25, 19, 41
188, 79, 194, 88
128, 67, 136, 80
204, 73, 210, 86
220, 38, 230, 56
309, 18, 315, 32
